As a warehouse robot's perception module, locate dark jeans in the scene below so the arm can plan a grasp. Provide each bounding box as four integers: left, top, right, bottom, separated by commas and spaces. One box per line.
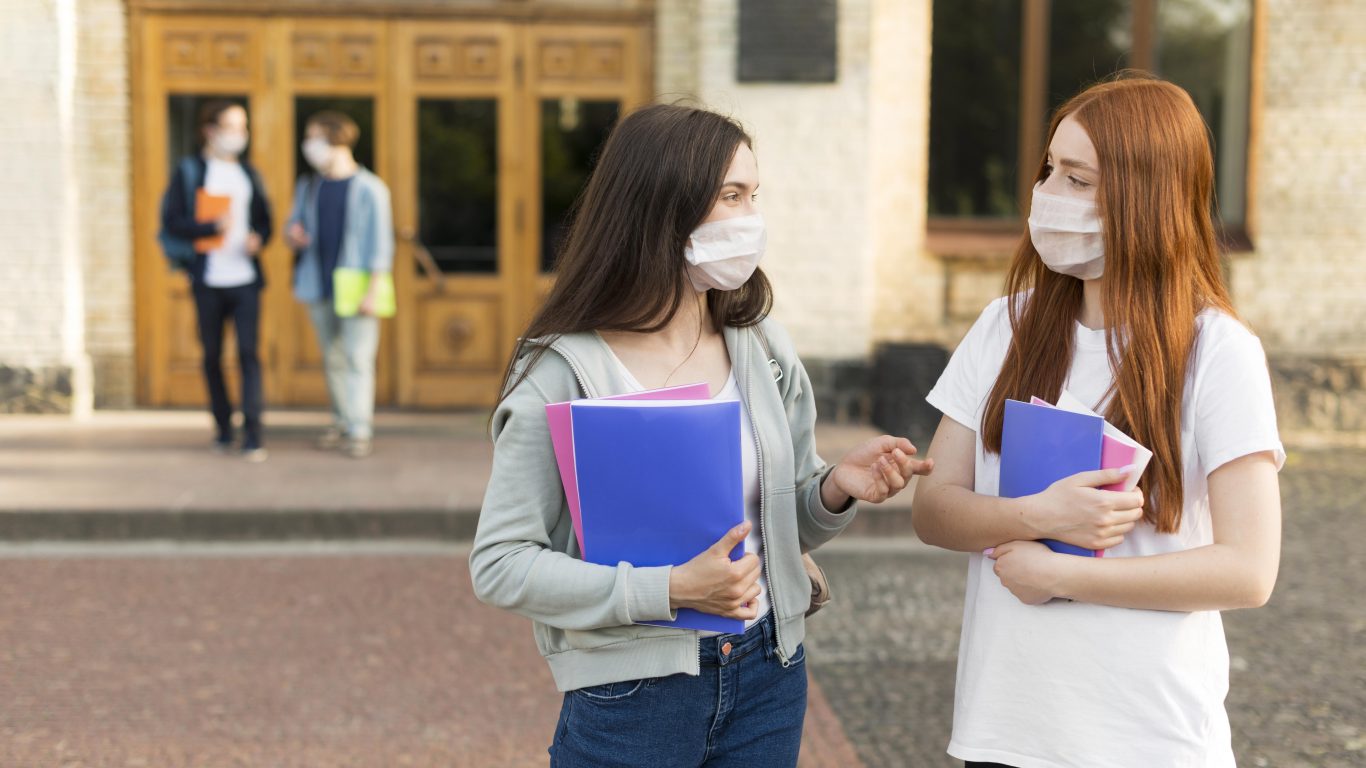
191, 281, 263, 446
549, 612, 807, 767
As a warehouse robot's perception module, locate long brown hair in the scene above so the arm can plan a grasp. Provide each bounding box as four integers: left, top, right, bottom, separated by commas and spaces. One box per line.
981, 72, 1235, 533
497, 103, 773, 403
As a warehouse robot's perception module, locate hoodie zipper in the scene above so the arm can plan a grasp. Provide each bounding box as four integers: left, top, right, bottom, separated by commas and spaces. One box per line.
547, 341, 595, 400
744, 329, 788, 667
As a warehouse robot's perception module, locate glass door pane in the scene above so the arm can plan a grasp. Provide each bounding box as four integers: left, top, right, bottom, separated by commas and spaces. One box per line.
540, 97, 620, 273
417, 98, 499, 274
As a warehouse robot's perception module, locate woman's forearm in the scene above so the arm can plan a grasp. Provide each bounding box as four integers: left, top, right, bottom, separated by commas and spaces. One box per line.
913, 482, 1041, 553
1053, 544, 1277, 612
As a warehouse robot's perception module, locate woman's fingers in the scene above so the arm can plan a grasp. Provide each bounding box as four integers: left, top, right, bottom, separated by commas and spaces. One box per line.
879, 457, 907, 492
740, 583, 763, 606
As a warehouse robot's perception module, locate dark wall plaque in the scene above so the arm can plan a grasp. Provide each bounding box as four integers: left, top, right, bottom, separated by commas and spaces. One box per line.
737, 0, 839, 83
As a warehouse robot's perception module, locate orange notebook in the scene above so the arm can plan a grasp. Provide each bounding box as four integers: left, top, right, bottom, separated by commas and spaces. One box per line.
193, 189, 231, 252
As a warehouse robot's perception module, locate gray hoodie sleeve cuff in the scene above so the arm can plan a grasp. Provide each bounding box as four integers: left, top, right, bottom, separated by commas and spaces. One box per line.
627, 564, 677, 623
806, 465, 857, 530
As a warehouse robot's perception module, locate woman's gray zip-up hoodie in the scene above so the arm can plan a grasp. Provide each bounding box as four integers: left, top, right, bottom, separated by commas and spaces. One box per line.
470, 319, 857, 692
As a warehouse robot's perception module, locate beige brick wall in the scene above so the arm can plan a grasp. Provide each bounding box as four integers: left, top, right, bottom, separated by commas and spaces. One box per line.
654, 0, 700, 99
77, 0, 135, 407
0, 0, 78, 371
654, 0, 878, 360
867, 0, 941, 345
1241, 0, 1366, 440
1233, 0, 1366, 356
0, 0, 133, 411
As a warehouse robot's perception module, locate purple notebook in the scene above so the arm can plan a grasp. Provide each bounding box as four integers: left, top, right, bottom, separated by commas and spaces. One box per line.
572, 399, 745, 633
1000, 399, 1105, 557
546, 383, 711, 556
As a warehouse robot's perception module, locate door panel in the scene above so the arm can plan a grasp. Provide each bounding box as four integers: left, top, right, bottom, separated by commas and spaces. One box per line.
391, 21, 521, 408
269, 19, 395, 407
522, 24, 648, 328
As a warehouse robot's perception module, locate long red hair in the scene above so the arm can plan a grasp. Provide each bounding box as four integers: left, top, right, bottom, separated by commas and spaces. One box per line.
981, 72, 1235, 533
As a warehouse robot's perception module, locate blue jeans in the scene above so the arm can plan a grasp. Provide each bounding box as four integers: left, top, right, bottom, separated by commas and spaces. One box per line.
307, 302, 379, 440
549, 612, 807, 768
191, 282, 263, 446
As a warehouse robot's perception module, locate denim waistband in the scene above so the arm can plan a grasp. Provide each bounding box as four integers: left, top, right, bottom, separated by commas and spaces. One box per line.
698, 612, 775, 668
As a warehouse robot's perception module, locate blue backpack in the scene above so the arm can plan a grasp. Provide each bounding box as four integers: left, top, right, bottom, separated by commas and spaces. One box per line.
156, 157, 203, 271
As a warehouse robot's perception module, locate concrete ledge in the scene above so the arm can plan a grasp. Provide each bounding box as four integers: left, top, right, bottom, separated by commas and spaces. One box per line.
0, 504, 926, 543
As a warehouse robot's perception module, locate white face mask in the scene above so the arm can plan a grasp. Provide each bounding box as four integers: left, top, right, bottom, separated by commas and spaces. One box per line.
302, 137, 335, 172
211, 130, 248, 157
683, 213, 766, 292
1028, 182, 1105, 280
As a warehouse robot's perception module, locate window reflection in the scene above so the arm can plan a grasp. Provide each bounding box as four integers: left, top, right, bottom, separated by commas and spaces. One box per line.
541, 97, 620, 272
418, 99, 499, 275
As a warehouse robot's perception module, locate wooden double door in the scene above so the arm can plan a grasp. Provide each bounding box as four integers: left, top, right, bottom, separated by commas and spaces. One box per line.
132, 13, 649, 407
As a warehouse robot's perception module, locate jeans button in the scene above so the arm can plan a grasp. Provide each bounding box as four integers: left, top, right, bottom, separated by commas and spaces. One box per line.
721, 642, 733, 656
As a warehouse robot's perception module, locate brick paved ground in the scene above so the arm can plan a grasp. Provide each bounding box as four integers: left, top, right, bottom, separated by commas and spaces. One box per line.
0, 544, 861, 767
1, 412, 1359, 766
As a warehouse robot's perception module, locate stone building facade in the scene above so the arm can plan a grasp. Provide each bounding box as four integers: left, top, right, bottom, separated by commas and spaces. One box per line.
1, 0, 1362, 442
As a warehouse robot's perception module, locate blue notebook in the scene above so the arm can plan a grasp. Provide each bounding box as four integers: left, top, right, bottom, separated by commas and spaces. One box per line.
1000, 399, 1105, 557
571, 399, 746, 633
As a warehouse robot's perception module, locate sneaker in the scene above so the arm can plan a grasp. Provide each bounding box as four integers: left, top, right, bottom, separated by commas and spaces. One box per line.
212, 432, 234, 455
342, 437, 372, 459
315, 427, 345, 451
242, 435, 268, 463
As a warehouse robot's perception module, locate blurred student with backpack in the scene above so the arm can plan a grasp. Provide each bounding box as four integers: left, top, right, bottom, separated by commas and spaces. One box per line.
158, 100, 274, 462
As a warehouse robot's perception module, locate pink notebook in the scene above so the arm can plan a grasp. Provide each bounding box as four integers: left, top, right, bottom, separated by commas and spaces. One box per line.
547, 382, 712, 555
1030, 395, 1150, 491
1029, 393, 1153, 557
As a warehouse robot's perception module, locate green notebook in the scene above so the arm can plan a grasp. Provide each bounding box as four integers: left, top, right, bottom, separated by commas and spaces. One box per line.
333, 268, 396, 318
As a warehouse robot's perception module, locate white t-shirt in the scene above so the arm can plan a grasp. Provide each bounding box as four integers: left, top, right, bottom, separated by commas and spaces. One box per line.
926, 295, 1284, 768
607, 355, 771, 630
202, 157, 257, 289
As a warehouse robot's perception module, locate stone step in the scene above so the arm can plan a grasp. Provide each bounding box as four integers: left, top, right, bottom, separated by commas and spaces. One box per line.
0, 502, 923, 542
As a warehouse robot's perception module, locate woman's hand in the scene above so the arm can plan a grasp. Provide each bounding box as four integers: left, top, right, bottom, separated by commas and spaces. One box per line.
825, 436, 934, 507
246, 232, 263, 255
988, 540, 1068, 605
669, 522, 762, 620
1021, 467, 1144, 551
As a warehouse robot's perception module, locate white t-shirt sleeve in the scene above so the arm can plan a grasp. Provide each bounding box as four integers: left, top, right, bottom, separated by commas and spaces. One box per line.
926, 297, 1010, 433
1192, 317, 1286, 475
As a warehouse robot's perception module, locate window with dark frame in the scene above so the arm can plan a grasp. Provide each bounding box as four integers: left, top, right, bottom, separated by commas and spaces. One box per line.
928, 0, 1254, 245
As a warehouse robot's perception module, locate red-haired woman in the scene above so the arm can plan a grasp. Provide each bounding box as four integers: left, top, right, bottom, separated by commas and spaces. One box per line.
912, 73, 1283, 767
